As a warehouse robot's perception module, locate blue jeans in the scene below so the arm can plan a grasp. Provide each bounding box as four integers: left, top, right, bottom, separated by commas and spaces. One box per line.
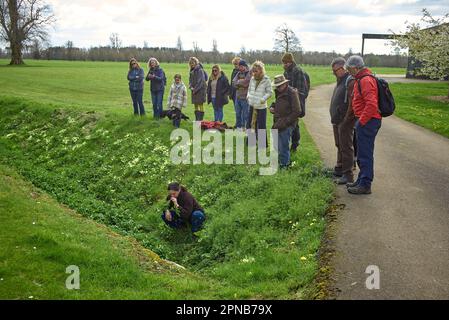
130, 89, 145, 115
161, 210, 206, 233
355, 118, 381, 188
212, 98, 224, 122
151, 90, 164, 119
234, 98, 249, 129
278, 126, 294, 168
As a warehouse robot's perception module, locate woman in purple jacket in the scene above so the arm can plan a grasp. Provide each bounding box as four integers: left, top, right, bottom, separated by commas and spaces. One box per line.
146, 57, 166, 120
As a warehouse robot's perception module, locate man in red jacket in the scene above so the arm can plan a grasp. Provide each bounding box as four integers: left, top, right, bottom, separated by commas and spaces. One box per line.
345, 56, 382, 195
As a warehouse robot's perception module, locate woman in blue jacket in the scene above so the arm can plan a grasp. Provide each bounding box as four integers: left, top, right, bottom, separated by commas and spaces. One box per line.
146, 57, 166, 120
127, 58, 146, 116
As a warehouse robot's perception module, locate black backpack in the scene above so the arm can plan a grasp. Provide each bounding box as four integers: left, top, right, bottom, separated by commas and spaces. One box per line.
303, 72, 310, 99
357, 74, 395, 117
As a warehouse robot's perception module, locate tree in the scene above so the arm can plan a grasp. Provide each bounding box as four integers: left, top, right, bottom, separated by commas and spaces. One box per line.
0, 0, 55, 65
192, 41, 200, 53
176, 36, 182, 51
393, 9, 449, 96
143, 41, 149, 49
109, 33, 122, 54
212, 39, 218, 53
65, 40, 74, 60
273, 23, 302, 53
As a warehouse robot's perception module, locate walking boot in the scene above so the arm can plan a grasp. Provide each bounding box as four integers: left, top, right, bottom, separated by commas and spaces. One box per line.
348, 185, 372, 195
334, 175, 353, 185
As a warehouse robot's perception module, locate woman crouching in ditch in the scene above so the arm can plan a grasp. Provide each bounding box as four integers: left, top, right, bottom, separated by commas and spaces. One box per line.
161, 182, 206, 233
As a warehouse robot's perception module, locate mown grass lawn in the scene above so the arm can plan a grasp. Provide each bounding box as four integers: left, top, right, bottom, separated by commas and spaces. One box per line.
0, 59, 404, 299
391, 82, 449, 138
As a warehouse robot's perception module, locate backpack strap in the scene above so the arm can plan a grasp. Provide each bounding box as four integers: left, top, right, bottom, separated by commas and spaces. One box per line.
356, 74, 376, 96
344, 75, 354, 104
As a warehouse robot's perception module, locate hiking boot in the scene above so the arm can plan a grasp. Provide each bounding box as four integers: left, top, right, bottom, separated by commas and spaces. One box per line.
334, 175, 353, 185
333, 167, 343, 177
347, 185, 372, 195
346, 180, 359, 188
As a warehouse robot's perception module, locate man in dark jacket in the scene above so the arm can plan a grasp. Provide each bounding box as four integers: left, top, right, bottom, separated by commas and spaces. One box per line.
162, 182, 206, 233
270, 75, 302, 169
282, 53, 307, 152
330, 57, 356, 185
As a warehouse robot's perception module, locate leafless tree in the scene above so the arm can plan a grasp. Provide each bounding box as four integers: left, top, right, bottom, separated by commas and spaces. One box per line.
109, 33, 122, 54
176, 36, 182, 51
273, 23, 302, 53
0, 0, 55, 64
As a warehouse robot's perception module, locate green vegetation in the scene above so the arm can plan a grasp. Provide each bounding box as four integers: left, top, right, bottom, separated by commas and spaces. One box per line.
0, 60, 338, 299
391, 82, 449, 138
0, 165, 226, 299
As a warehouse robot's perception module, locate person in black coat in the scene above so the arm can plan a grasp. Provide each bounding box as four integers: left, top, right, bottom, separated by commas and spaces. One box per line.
207, 65, 230, 122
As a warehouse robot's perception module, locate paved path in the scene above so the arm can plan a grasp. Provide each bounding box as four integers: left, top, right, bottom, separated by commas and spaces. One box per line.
303, 80, 449, 300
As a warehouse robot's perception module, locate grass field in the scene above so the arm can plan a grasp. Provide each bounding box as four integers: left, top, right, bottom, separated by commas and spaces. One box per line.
0, 59, 337, 299
391, 82, 449, 138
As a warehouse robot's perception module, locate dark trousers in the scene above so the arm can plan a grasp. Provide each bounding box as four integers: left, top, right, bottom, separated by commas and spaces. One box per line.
333, 118, 356, 179
247, 107, 267, 148
151, 90, 164, 119
130, 89, 145, 115
161, 210, 206, 233
291, 124, 300, 150
355, 118, 381, 188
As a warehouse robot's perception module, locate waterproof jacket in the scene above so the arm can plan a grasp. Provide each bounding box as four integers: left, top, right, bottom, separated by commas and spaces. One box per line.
330, 73, 353, 125
145, 66, 166, 92
247, 75, 273, 109
127, 68, 145, 91
352, 68, 381, 126
272, 86, 302, 131
207, 71, 230, 108
189, 65, 207, 105
167, 187, 204, 221
232, 68, 251, 100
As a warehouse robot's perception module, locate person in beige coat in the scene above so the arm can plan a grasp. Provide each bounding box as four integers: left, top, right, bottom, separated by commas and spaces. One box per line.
246, 60, 272, 148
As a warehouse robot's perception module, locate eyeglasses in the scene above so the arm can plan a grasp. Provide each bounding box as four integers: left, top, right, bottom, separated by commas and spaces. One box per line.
212, 69, 218, 72
332, 67, 343, 74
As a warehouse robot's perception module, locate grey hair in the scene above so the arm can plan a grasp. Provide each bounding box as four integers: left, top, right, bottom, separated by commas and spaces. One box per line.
345, 55, 365, 69
331, 57, 346, 68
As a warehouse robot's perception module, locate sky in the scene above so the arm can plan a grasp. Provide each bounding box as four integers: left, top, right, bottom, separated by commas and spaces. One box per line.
41, 0, 449, 54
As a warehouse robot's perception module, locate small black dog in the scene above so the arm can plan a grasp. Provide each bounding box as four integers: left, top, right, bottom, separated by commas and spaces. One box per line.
161, 109, 190, 121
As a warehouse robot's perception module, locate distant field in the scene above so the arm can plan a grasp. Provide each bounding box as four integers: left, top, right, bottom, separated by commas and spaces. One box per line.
391, 82, 449, 138
0, 59, 405, 118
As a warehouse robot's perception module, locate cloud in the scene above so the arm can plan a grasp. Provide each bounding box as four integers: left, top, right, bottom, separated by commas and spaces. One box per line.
39, 0, 449, 54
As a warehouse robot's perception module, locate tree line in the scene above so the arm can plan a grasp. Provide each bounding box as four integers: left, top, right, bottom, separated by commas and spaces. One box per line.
0, 44, 408, 67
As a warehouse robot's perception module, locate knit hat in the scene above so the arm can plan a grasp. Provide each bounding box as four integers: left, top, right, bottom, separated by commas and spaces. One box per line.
281, 52, 295, 64
239, 59, 248, 67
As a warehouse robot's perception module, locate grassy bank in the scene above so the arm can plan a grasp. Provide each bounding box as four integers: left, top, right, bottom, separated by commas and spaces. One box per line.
0, 164, 227, 299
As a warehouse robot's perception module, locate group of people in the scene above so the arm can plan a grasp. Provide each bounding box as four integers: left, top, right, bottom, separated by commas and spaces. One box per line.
162, 54, 383, 235
329, 55, 382, 195
127, 53, 309, 168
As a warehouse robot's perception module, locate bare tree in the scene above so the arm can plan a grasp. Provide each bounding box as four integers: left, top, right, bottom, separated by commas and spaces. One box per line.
212, 39, 218, 53
273, 23, 302, 53
176, 36, 182, 51
65, 40, 74, 60
192, 41, 200, 53
0, 0, 55, 65
109, 33, 122, 54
